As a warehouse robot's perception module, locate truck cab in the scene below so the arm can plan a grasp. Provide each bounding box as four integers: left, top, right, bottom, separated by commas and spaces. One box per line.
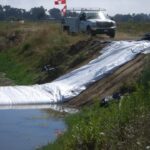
62, 10, 116, 38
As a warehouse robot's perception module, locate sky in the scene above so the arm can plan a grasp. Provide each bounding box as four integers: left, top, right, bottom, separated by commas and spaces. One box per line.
0, 0, 150, 15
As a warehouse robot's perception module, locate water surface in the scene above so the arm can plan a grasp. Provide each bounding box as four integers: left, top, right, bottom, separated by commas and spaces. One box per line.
0, 108, 66, 150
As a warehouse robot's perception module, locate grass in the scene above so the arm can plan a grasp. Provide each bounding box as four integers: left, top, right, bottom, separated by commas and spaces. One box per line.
0, 51, 37, 84
0, 21, 87, 84
40, 56, 150, 150
117, 22, 150, 38
0, 21, 150, 85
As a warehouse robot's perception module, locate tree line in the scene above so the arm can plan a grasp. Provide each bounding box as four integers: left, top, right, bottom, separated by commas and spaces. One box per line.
0, 5, 62, 21
0, 5, 150, 22
113, 14, 150, 22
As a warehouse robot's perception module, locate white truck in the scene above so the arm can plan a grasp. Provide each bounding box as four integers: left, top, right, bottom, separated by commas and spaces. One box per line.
62, 9, 116, 38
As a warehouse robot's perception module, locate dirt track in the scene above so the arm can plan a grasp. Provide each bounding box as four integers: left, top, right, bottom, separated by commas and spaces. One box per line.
66, 54, 146, 107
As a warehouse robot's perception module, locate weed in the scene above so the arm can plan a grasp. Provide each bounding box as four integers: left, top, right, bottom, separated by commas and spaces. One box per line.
41, 56, 150, 150
0, 22, 85, 84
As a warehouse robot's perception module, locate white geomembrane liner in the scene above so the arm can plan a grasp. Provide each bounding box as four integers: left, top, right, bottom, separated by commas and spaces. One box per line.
0, 41, 150, 105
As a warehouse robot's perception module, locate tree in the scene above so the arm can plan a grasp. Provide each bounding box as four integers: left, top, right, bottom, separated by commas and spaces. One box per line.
49, 8, 62, 20
30, 6, 46, 20
0, 5, 4, 20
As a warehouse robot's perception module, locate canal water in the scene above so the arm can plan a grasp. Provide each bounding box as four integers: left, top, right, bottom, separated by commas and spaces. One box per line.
0, 107, 66, 150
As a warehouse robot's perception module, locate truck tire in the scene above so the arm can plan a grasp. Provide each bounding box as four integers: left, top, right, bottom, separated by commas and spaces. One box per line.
87, 26, 95, 36
63, 26, 70, 33
108, 30, 115, 38
63, 25, 67, 31
67, 27, 70, 34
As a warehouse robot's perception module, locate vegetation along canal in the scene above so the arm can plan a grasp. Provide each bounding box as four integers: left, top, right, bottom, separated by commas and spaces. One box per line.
0, 108, 66, 150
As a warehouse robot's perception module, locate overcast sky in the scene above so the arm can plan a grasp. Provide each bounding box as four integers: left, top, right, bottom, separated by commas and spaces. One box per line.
0, 0, 150, 15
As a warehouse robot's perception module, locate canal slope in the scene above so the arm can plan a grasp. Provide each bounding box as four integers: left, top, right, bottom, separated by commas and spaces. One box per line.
0, 41, 150, 105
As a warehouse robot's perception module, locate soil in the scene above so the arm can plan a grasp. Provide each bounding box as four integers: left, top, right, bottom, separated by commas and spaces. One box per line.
66, 54, 147, 107
0, 72, 14, 86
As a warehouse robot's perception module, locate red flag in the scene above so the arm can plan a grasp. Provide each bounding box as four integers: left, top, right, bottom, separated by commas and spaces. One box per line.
61, 0, 66, 4
54, 0, 66, 5
55, 1, 58, 5
54, 0, 60, 5
54, 0, 67, 16
61, 5, 67, 16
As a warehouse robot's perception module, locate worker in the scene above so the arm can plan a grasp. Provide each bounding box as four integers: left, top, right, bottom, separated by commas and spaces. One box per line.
80, 12, 86, 21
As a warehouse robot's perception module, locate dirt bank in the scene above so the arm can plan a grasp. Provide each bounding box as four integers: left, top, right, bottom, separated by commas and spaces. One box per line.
0, 72, 14, 86
66, 54, 147, 107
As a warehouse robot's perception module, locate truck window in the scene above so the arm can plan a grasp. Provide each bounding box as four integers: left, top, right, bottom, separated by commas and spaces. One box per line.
86, 12, 109, 20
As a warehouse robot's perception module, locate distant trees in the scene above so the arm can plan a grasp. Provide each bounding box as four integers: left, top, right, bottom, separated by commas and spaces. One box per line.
49, 8, 62, 20
0, 4, 150, 22
0, 5, 4, 20
1, 5, 25, 20
0, 5, 49, 21
113, 13, 150, 22
30, 6, 47, 20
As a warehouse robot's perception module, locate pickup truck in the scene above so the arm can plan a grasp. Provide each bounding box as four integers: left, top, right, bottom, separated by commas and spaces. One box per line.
62, 11, 116, 37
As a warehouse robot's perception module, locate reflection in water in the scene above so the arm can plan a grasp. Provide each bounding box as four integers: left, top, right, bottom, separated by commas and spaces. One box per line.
0, 108, 67, 150
0, 104, 78, 114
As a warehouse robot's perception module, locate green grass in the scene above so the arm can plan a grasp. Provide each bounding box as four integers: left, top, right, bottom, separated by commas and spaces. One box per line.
0, 21, 87, 84
118, 22, 150, 36
0, 51, 37, 84
41, 56, 150, 150
0, 22, 150, 84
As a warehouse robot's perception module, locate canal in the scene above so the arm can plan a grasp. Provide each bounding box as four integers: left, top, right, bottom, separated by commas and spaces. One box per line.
0, 106, 66, 150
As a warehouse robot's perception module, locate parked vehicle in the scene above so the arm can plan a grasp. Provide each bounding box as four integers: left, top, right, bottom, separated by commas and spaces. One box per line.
62, 9, 116, 37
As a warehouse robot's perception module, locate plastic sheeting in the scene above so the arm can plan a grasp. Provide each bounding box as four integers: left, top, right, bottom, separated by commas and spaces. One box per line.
0, 41, 150, 105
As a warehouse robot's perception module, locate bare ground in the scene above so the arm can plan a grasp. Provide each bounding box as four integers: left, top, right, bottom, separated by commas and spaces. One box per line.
0, 72, 14, 86
66, 54, 147, 107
